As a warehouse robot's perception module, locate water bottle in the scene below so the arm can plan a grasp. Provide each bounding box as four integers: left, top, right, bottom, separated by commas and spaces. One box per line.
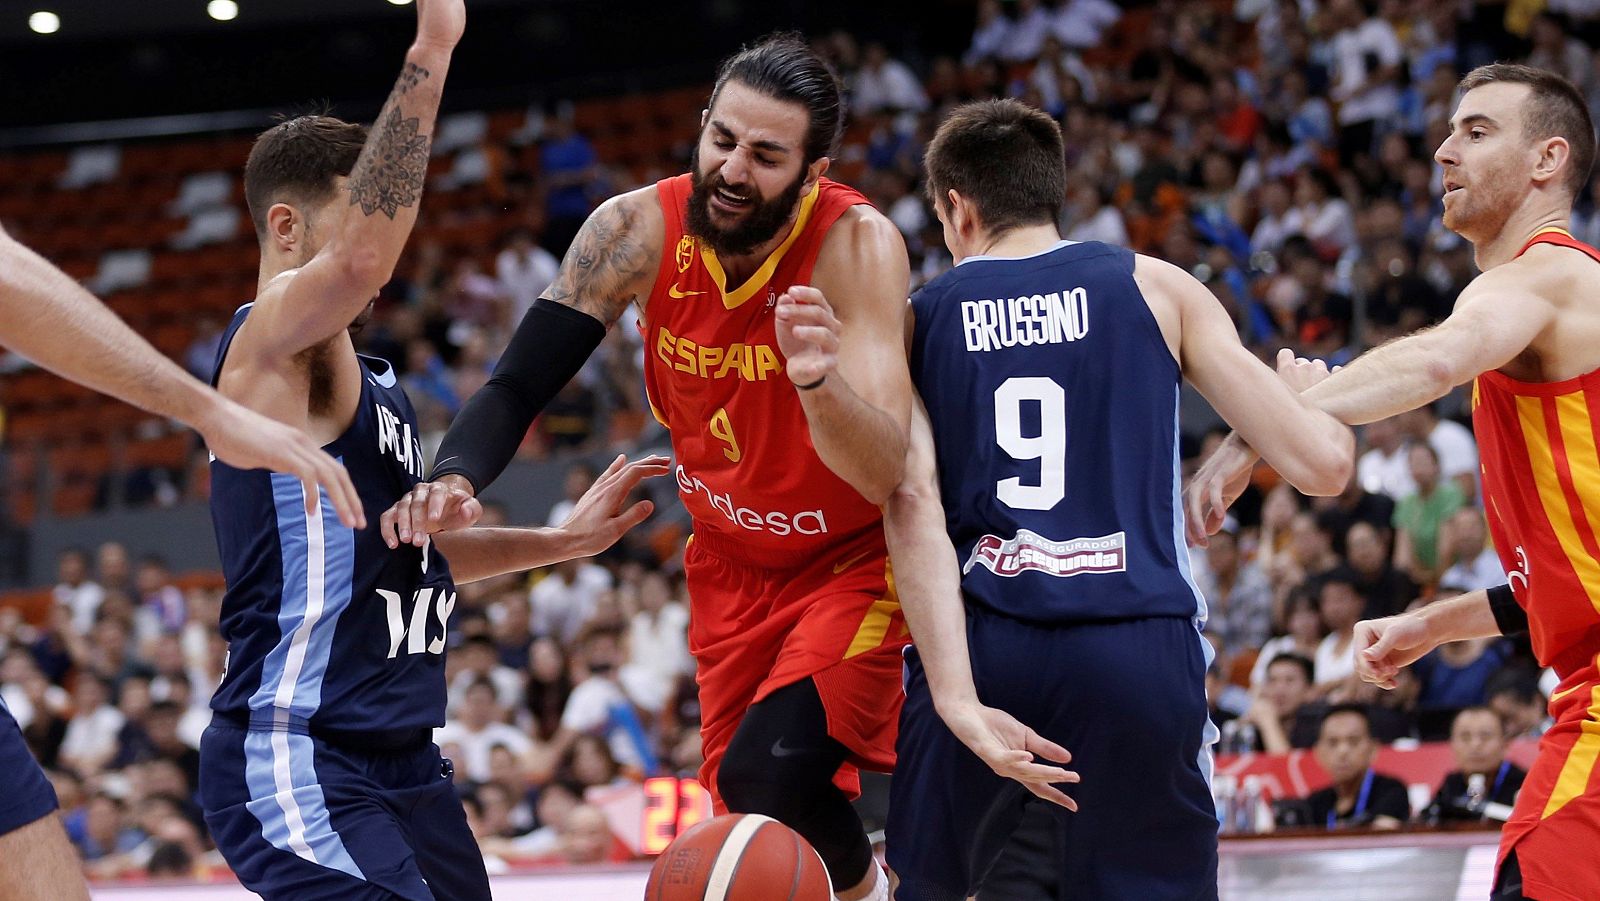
1214, 773, 1238, 833
1466, 772, 1488, 812
1236, 775, 1263, 835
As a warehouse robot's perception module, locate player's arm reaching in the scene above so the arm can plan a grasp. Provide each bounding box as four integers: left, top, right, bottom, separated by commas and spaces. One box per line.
884, 391, 1080, 809
1187, 259, 1558, 543
0, 223, 364, 527
382, 189, 663, 547
1355, 585, 1517, 689
1134, 255, 1355, 502
777, 209, 913, 504
432, 454, 669, 583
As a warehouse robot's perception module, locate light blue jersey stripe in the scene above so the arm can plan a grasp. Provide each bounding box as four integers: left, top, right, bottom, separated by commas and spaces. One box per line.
242, 472, 364, 880
1171, 392, 1218, 790
1170, 389, 1209, 626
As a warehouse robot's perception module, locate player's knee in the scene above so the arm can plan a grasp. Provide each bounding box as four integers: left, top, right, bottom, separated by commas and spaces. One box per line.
717, 742, 832, 818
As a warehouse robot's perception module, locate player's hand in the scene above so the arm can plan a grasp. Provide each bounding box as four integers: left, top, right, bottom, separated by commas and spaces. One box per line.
557, 454, 672, 557
939, 701, 1079, 811
1354, 613, 1435, 690
382, 475, 482, 548
414, 0, 466, 50
196, 398, 366, 530
774, 285, 841, 391
1275, 348, 1339, 393
1184, 434, 1255, 547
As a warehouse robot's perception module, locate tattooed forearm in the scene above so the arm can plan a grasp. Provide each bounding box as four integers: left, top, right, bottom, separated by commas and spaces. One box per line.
543, 195, 652, 325
398, 62, 430, 94
348, 106, 430, 219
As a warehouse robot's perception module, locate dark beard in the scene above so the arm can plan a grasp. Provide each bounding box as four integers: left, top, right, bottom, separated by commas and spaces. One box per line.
685, 147, 807, 257
348, 299, 375, 336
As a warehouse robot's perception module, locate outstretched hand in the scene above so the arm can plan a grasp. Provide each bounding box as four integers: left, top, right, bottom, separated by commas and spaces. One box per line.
940, 701, 1080, 810
558, 454, 672, 557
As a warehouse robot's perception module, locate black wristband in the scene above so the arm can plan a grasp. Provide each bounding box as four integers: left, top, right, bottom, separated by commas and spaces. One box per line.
796, 375, 827, 391
431, 298, 606, 490
1487, 583, 1528, 637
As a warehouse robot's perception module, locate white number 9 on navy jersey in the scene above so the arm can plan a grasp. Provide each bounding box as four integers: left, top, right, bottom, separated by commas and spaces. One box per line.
994, 376, 1066, 510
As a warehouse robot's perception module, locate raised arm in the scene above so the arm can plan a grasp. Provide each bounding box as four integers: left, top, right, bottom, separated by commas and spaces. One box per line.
777, 208, 914, 504
1137, 254, 1354, 496
0, 225, 364, 526
240, 0, 463, 359
884, 393, 1077, 807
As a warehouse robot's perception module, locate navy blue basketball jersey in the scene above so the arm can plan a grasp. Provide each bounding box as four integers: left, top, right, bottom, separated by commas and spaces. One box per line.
909, 241, 1206, 625
208, 305, 454, 735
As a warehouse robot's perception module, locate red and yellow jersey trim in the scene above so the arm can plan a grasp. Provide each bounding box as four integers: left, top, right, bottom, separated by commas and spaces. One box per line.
698, 183, 822, 310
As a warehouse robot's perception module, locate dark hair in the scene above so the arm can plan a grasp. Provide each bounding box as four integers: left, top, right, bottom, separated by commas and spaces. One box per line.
1320, 703, 1374, 738
1267, 652, 1316, 685
1458, 63, 1597, 196
1485, 666, 1542, 705
244, 115, 367, 240
1453, 704, 1505, 732
924, 99, 1065, 233
710, 33, 844, 164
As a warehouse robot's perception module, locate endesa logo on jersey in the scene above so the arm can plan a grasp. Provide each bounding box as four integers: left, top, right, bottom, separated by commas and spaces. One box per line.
675, 465, 827, 536
963, 529, 1126, 578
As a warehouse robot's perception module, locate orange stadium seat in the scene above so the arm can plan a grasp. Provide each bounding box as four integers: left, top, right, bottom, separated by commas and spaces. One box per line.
0, 587, 53, 627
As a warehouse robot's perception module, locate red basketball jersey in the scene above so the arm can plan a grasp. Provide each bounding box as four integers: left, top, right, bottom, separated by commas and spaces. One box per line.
641, 175, 881, 560
1474, 227, 1600, 675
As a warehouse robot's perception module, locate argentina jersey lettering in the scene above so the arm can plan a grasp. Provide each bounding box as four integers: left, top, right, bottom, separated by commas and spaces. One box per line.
208, 304, 455, 739
909, 241, 1206, 624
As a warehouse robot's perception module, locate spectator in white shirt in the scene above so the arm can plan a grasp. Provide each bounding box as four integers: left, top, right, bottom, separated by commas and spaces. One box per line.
966, 0, 1012, 65
546, 461, 598, 528
1326, 0, 1403, 157
1003, 0, 1057, 62
1402, 405, 1479, 503
1250, 179, 1304, 257
54, 548, 106, 636
529, 557, 614, 645
436, 677, 536, 784
555, 625, 653, 773
1314, 570, 1365, 694
59, 675, 124, 777
1052, 0, 1121, 49
495, 228, 561, 326
448, 635, 527, 714
627, 571, 692, 684
1438, 508, 1507, 593
1357, 415, 1416, 499
852, 43, 929, 114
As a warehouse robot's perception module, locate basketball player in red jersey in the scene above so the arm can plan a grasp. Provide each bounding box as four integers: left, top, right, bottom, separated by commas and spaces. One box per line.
1190, 64, 1599, 900
382, 35, 909, 901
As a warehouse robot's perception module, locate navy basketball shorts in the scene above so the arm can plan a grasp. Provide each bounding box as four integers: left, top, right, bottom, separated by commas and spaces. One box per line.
0, 697, 59, 836
199, 719, 490, 901
887, 612, 1219, 901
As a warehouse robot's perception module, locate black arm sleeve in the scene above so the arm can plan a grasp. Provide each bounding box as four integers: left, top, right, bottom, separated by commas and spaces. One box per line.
430, 298, 606, 491
1487, 583, 1528, 637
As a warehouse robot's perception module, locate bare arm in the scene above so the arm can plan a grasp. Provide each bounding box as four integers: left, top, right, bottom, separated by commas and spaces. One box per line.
239, 3, 462, 358
884, 394, 1077, 807
778, 210, 914, 504
542, 189, 662, 326
421, 454, 669, 581
1354, 589, 1499, 689
1187, 261, 1557, 541
0, 225, 365, 526
1137, 254, 1354, 496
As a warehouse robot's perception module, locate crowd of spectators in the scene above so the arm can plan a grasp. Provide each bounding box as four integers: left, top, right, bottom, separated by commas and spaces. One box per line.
13, 0, 1600, 878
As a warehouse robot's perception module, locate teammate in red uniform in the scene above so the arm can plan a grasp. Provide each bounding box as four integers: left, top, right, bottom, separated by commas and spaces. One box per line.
1190, 64, 1599, 900
383, 35, 910, 901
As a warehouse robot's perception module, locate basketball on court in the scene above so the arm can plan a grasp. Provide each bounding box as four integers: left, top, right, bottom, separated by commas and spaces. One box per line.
645, 814, 833, 901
